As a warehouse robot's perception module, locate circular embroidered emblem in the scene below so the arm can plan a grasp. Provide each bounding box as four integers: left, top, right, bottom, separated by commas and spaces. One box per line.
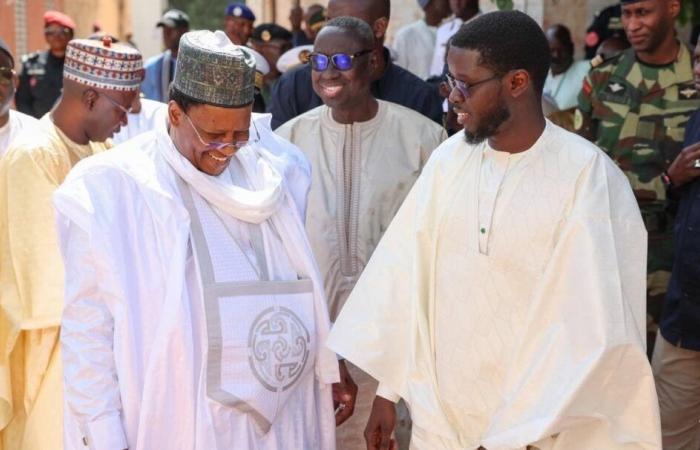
248, 306, 310, 391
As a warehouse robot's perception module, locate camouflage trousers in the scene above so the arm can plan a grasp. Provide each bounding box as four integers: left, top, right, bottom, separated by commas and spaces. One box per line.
646, 228, 673, 358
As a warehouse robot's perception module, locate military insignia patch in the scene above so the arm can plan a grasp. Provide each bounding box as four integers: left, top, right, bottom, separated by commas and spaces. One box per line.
679, 83, 698, 99
607, 82, 625, 94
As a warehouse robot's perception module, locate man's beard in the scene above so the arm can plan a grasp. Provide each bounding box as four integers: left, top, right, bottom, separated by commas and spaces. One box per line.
463, 102, 511, 145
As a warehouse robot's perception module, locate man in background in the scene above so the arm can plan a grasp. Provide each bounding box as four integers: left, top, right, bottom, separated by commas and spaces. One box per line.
15, 10, 75, 118
429, 0, 480, 78
142, 9, 189, 102
249, 23, 293, 106
270, 0, 443, 129
576, 0, 698, 355
0, 39, 38, 158
224, 2, 256, 46
290, 4, 326, 47
392, 0, 451, 80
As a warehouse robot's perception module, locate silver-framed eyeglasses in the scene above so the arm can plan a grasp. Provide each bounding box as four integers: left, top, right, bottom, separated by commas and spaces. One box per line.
99, 90, 133, 115
446, 73, 501, 98
183, 112, 260, 152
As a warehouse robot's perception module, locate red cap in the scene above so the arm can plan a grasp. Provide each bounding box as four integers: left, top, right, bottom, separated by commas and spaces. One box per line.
44, 11, 76, 30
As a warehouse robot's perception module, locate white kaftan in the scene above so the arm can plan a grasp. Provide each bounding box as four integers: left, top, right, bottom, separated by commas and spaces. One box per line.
53, 115, 339, 450
328, 121, 661, 449
392, 20, 437, 80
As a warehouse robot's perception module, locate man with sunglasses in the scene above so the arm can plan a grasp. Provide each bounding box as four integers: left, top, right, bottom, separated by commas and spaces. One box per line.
329, 11, 661, 450
15, 10, 75, 119
0, 37, 143, 450
277, 16, 446, 450
0, 38, 38, 159
269, 0, 443, 130
53, 30, 356, 450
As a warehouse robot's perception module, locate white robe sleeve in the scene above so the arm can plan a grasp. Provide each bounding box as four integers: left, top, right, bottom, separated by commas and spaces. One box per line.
58, 219, 128, 450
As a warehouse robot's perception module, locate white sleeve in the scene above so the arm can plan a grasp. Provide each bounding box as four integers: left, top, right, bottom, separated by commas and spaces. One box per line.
59, 221, 128, 450
375, 383, 401, 403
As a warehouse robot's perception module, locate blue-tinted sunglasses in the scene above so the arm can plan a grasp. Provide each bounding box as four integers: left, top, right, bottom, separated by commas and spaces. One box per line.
309, 49, 373, 72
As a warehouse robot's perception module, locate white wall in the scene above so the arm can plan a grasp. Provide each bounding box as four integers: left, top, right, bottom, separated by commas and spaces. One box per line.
130, 0, 167, 60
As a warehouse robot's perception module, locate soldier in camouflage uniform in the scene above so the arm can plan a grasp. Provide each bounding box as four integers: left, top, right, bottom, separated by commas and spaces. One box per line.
576, 0, 700, 355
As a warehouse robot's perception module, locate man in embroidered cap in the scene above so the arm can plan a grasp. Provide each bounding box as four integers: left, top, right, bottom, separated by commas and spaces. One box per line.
15, 10, 76, 118
224, 3, 257, 46
0, 37, 142, 450
53, 30, 356, 450
142, 9, 190, 102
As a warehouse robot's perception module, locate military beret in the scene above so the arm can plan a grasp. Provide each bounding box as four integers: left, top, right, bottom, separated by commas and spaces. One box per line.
44, 10, 76, 30
226, 3, 256, 21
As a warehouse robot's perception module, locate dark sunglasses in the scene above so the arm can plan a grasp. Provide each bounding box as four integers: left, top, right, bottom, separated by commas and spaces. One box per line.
309, 50, 372, 72
0, 68, 14, 86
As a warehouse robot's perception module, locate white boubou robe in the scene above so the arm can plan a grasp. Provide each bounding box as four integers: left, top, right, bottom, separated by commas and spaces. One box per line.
53, 114, 339, 450
327, 121, 661, 449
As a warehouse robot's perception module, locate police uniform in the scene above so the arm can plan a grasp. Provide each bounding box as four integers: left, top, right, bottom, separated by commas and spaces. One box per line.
576, 42, 700, 351
14, 50, 64, 118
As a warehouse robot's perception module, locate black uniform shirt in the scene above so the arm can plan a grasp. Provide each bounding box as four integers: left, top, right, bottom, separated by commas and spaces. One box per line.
15, 50, 65, 118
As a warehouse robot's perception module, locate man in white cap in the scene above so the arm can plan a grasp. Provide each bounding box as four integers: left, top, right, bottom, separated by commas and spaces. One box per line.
392, 0, 451, 80
0, 36, 142, 450
53, 30, 356, 450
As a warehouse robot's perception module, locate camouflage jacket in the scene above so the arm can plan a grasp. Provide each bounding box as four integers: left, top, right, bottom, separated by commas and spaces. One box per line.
576, 44, 700, 215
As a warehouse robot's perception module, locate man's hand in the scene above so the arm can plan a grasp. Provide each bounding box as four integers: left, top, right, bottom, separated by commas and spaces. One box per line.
668, 141, 700, 188
289, 6, 303, 32
332, 360, 357, 426
364, 396, 397, 450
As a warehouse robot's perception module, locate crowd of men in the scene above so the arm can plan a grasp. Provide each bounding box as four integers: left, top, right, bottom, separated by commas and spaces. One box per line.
0, 0, 698, 449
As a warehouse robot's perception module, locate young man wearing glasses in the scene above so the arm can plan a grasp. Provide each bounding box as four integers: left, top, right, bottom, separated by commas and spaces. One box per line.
0, 37, 142, 450
15, 10, 75, 119
276, 17, 446, 450
53, 30, 357, 450
0, 38, 38, 158
329, 11, 661, 450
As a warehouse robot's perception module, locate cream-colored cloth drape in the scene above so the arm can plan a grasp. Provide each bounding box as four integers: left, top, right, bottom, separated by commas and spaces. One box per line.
0, 115, 108, 450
